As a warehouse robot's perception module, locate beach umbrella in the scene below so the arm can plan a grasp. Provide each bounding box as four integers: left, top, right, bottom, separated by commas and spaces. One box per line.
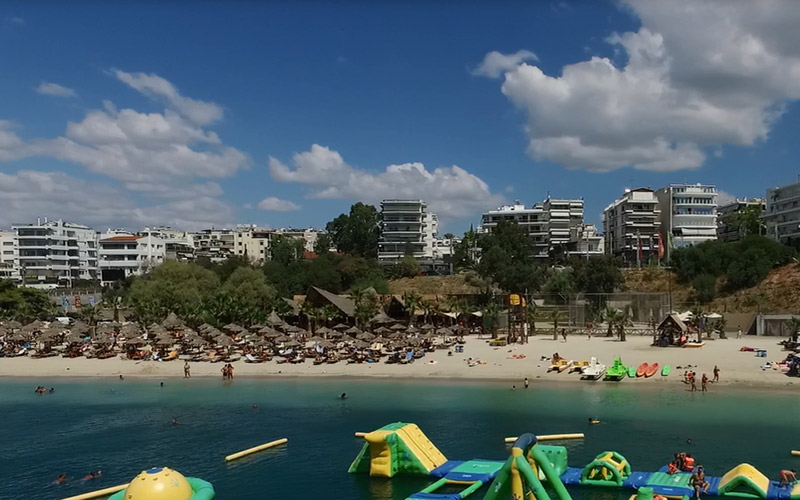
286, 325, 305, 334
372, 336, 390, 344
388, 331, 406, 339
374, 326, 391, 334
162, 312, 185, 330
327, 330, 343, 338
332, 323, 349, 331
345, 326, 361, 336
315, 326, 332, 336
215, 336, 235, 347
198, 323, 214, 332
125, 337, 145, 346
249, 324, 266, 332
351, 339, 368, 349
0, 326, 7, 337
262, 330, 282, 339
407, 337, 422, 346
267, 311, 284, 326
317, 340, 334, 349
223, 323, 244, 333
308, 336, 325, 343
436, 327, 452, 335
390, 323, 407, 331
96, 323, 116, 334
155, 336, 174, 346
22, 320, 47, 333
406, 325, 419, 334
4, 320, 22, 330
275, 335, 292, 343
8, 332, 29, 342
64, 332, 85, 344
357, 332, 375, 341
420, 324, 434, 330
285, 340, 301, 347
93, 334, 113, 345
188, 337, 207, 347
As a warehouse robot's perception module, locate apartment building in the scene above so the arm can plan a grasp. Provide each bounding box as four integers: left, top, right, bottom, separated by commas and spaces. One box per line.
98, 231, 166, 285
11, 218, 99, 288
478, 197, 584, 259
717, 198, 765, 243
192, 228, 237, 262
378, 199, 437, 263
764, 178, 800, 247
0, 230, 15, 279
656, 184, 718, 255
603, 188, 662, 265
140, 226, 195, 262
567, 224, 605, 258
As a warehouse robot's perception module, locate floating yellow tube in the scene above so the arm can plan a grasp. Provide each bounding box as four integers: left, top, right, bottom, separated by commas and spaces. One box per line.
225, 438, 288, 462
60, 484, 128, 500
355, 432, 367, 437
792, 450, 800, 457
504, 433, 584, 443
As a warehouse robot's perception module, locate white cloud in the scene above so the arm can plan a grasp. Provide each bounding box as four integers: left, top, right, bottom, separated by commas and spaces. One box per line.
0, 170, 232, 230
269, 144, 505, 219
472, 50, 538, 79
257, 196, 301, 212
481, 0, 800, 172
716, 190, 736, 207
35, 82, 75, 97
113, 69, 224, 125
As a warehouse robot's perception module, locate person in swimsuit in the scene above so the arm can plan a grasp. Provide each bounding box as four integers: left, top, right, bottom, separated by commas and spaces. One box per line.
780, 469, 797, 487
691, 466, 710, 499
171, 417, 180, 425
55, 473, 67, 484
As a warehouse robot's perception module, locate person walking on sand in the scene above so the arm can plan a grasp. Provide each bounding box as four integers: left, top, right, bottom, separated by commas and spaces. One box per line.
737, 326, 742, 339
562, 328, 567, 342
713, 365, 719, 382
701, 374, 708, 392
184, 361, 191, 378
524, 377, 529, 389
690, 372, 697, 392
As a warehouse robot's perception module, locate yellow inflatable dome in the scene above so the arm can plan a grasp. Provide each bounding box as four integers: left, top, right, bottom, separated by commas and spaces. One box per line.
122, 467, 194, 500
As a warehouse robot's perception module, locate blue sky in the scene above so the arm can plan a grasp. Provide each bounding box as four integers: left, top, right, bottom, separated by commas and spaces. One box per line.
2, 1, 800, 233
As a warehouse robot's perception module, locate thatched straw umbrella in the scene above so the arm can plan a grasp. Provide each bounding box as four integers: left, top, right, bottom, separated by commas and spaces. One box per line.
5, 320, 22, 331
22, 320, 47, 334
374, 326, 391, 335
332, 323, 349, 331
406, 325, 419, 334
420, 323, 435, 331
125, 337, 145, 346
162, 312, 185, 331
267, 311, 284, 326
345, 326, 361, 336
356, 331, 375, 341
390, 323, 407, 331
315, 326, 332, 337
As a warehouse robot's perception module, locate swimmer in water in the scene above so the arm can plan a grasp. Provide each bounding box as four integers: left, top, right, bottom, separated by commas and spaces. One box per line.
588, 417, 601, 424
171, 417, 180, 425
340, 392, 347, 399
82, 471, 102, 481
687, 438, 693, 445
55, 473, 67, 484
252, 403, 258, 409
160, 382, 164, 387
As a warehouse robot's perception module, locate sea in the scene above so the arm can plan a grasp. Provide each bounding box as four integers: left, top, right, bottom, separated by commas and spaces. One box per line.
1, 377, 798, 500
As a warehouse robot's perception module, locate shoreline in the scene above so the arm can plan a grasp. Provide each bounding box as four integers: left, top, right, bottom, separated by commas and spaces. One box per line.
1, 335, 796, 391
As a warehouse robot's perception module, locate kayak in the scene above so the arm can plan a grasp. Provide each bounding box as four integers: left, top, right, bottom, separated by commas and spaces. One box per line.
645, 362, 659, 378
627, 366, 636, 378
661, 365, 671, 376
636, 362, 648, 378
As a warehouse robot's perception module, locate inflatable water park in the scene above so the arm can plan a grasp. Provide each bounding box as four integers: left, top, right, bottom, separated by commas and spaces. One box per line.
349, 422, 800, 500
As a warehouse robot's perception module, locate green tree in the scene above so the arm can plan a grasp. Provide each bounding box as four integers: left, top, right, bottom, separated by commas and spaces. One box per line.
270, 235, 305, 266
313, 232, 334, 255
548, 309, 566, 341
326, 202, 380, 258
0, 280, 53, 322
217, 267, 275, 325
351, 288, 380, 329
692, 274, 717, 304
402, 292, 422, 326
543, 269, 576, 304
129, 261, 219, 325
452, 229, 479, 271
728, 205, 765, 238
602, 307, 619, 338
572, 256, 623, 311
476, 221, 547, 293
394, 255, 421, 278
483, 300, 500, 339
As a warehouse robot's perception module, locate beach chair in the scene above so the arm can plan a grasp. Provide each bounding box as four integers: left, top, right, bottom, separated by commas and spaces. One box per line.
400, 351, 414, 364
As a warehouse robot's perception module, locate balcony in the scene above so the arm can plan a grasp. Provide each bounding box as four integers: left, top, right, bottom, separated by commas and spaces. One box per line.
99, 260, 140, 268
99, 248, 138, 256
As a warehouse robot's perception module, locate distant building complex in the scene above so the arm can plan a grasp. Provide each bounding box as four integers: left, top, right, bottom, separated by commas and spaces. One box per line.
656, 183, 718, 254
717, 198, 765, 243
764, 178, 800, 247
603, 188, 662, 265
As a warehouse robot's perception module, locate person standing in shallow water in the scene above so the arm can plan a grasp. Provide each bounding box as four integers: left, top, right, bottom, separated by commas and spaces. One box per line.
524, 377, 529, 389
184, 361, 191, 378
713, 365, 719, 382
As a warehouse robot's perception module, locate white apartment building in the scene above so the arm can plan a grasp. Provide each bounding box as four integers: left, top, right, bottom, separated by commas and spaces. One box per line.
567, 224, 605, 258
603, 188, 662, 265
717, 198, 765, 243
12, 218, 99, 288
140, 226, 195, 262
192, 228, 237, 262
656, 183, 718, 256
0, 230, 16, 280
378, 199, 437, 263
764, 178, 800, 247
478, 197, 584, 259
98, 231, 166, 285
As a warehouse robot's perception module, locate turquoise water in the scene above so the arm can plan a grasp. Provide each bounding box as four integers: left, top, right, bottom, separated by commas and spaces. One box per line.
2, 377, 798, 500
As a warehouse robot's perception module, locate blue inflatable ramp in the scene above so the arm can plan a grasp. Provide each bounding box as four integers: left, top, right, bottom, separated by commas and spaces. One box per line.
561, 467, 584, 485
431, 461, 464, 478
624, 472, 654, 490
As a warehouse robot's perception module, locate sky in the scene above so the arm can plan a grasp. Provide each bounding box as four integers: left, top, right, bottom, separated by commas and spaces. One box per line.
2, 1, 800, 233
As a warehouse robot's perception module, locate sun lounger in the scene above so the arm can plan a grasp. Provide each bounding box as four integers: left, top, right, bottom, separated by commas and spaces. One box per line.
245, 353, 264, 363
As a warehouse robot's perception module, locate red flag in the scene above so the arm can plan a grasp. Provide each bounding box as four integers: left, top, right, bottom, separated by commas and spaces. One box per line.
657, 233, 665, 260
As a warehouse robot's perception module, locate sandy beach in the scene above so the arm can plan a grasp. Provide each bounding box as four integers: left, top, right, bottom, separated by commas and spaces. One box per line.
1, 334, 796, 388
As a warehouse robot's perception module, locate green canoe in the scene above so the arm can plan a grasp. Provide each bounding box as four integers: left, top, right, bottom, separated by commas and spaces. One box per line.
627, 366, 636, 378
661, 365, 671, 376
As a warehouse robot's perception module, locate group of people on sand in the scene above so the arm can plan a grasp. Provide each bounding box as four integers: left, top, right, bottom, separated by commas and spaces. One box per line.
221, 363, 235, 380
34, 386, 54, 394
684, 371, 710, 392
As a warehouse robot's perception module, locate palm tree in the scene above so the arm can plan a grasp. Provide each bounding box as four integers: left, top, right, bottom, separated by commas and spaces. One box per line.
789, 316, 800, 343
403, 292, 422, 326
615, 307, 633, 342
549, 309, 566, 341
421, 299, 439, 327
445, 295, 462, 326
350, 288, 379, 329
483, 300, 500, 339
525, 303, 537, 338
602, 307, 619, 338
690, 305, 705, 342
